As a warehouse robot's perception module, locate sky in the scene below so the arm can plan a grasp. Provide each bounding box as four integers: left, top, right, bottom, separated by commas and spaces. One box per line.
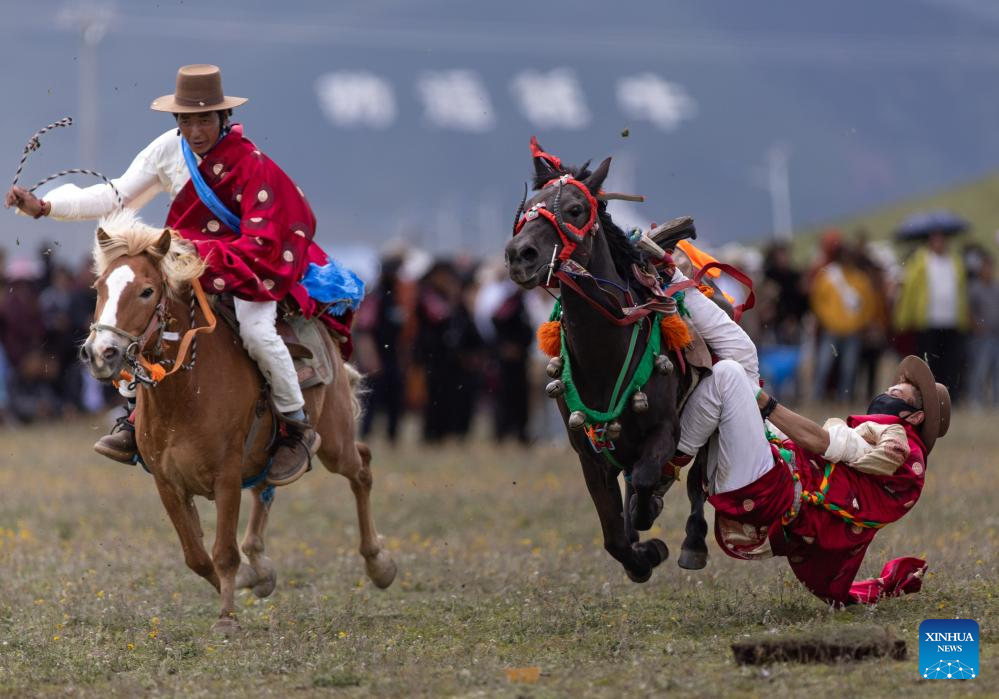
3, 0, 999, 266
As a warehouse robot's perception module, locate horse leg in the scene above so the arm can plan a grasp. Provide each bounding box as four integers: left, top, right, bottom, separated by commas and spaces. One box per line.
678, 449, 709, 570
579, 455, 668, 583
152, 477, 219, 591
628, 425, 676, 531
210, 475, 243, 636
236, 487, 277, 598
318, 440, 397, 589
622, 481, 639, 545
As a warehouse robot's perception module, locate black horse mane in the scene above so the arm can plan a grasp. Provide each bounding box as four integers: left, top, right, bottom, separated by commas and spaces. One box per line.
532, 162, 646, 282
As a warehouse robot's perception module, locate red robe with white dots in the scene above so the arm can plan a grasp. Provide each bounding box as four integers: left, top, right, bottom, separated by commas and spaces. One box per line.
166, 124, 328, 317
708, 414, 929, 606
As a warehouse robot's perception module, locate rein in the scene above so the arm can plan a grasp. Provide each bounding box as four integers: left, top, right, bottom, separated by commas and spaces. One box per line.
111, 278, 217, 387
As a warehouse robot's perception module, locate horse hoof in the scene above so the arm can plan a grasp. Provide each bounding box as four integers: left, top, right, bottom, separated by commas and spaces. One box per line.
365, 551, 397, 589
235, 562, 257, 589
211, 616, 241, 637
647, 538, 670, 566
626, 566, 653, 584
252, 569, 277, 598
678, 548, 708, 570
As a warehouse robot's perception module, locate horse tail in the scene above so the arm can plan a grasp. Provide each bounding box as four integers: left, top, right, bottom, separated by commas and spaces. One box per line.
344, 362, 366, 422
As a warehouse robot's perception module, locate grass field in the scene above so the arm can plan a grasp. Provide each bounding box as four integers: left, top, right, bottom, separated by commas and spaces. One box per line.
0, 410, 996, 697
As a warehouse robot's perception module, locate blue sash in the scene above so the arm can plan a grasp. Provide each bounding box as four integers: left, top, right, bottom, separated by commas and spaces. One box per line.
181, 138, 242, 234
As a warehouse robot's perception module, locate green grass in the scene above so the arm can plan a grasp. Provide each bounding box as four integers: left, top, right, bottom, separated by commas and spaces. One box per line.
792, 170, 999, 261
0, 411, 996, 697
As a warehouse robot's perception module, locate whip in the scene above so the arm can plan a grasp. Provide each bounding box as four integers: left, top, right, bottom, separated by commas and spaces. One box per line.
11, 116, 124, 210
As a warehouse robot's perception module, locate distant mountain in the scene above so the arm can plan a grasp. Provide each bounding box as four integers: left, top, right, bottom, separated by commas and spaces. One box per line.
3, 0, 999, 265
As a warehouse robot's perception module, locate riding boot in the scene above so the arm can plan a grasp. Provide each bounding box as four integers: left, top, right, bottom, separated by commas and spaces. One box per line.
266, 411, 321, 487
93, 405, 138, 464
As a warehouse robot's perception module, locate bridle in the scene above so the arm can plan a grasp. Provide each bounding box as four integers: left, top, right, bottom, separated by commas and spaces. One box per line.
92, 275, 217, 387
512, 174, 600, 263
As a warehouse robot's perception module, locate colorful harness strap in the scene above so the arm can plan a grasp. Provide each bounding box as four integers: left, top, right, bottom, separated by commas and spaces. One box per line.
768, 430, 887, 529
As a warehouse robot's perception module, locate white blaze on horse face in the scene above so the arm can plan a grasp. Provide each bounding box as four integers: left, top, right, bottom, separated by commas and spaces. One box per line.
92, 265, 136, 360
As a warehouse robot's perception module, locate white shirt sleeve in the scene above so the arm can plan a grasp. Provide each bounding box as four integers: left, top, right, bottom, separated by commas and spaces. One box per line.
821, 417, 910, 475
822, 417, 872, 464
670, 268, 760, 384
41, 131, 173, 221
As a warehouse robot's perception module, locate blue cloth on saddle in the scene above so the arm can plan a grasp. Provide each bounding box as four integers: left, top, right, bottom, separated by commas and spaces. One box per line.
300, 258, 366, 315
181, 138, 242, 234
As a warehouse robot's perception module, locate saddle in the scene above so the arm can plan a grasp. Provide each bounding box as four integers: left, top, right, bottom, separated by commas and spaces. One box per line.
212, 296, 335, 390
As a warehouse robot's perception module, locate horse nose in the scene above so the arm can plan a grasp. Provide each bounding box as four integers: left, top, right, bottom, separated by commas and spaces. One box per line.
506, 238, 539, 266
79, 344, 91, 363
102, 346, 120, 362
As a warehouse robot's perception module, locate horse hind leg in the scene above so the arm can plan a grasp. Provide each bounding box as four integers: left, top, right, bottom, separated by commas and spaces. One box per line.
236, 487, 277, 598
678, 449, 709, 570
318, 438, 397, 589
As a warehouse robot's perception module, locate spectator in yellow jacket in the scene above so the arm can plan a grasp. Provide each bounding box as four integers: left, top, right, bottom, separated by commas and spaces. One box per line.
893, 231, 968, 399
810, 232, 876, 402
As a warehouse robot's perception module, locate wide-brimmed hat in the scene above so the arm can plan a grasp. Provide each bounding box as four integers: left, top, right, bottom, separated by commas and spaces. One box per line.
150, 64, 247, 114
895, 355, 950, 454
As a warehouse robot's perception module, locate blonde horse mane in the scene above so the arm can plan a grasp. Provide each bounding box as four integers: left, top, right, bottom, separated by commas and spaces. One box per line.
93, 210, 204, 297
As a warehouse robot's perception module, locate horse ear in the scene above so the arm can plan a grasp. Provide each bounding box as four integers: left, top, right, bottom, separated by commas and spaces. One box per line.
155, 229, 172, 256
531, 136, 562, 180
96, 227, 110, 245
584, 157, 612, 194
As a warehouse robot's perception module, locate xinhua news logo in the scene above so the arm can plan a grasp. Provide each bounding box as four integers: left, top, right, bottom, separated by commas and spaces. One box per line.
919, 619, 979, 679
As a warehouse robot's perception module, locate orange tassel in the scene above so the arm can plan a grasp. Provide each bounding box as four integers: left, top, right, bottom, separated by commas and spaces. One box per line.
660, 313, 692, 351
697, 284, 714, 299
537, 321, 562, 357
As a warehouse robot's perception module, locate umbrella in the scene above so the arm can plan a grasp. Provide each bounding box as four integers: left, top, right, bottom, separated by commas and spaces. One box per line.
894, 210, 968, 241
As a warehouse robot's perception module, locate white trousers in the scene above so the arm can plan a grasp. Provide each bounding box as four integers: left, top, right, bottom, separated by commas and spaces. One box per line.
234, 298, 304, 413
671, 269, 771, 495
677, 359, 775, 495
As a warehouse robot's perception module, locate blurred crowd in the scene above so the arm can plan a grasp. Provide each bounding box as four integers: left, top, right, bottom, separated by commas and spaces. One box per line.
754, 224, 999, 409
0, 244, 112, 425
3, 215, 998, 439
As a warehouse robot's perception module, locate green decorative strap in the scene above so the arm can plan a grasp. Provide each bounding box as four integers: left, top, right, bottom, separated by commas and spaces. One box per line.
559, 314, 662, 424
672, 291, 691, 318
549, 297, 563, 322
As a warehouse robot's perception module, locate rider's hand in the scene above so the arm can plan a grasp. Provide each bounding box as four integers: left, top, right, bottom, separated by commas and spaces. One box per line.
4, 186, 47, 217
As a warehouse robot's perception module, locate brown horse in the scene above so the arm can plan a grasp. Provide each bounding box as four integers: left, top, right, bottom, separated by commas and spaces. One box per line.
80, 211, 396, 635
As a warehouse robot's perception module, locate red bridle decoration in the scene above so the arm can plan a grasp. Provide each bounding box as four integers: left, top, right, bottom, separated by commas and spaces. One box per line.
513, 174, 600, 261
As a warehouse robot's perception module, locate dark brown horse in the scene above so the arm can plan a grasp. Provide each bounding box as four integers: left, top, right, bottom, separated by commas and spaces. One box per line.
504, 141, 707, 582
81, 211, 397, 634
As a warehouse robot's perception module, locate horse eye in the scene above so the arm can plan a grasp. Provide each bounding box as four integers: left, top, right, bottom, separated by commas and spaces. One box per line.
140, 287, 155, 299
570, 204, 584, 216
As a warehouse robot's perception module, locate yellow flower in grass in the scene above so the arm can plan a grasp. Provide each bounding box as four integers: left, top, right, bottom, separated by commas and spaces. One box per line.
96, 590, 105, 599
337, 631, 348, 639
52, 635, 60, 641
148, 630, 158, 639
127, 643, 135, 651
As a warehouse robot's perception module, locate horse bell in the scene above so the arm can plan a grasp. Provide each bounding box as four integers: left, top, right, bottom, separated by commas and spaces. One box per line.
568, 411, 586, 430
545, 379, 565, 398
546, 356, 564, 378
606, 420, 622, 440
655, 354, 674, 375
631, 391, 649, 413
